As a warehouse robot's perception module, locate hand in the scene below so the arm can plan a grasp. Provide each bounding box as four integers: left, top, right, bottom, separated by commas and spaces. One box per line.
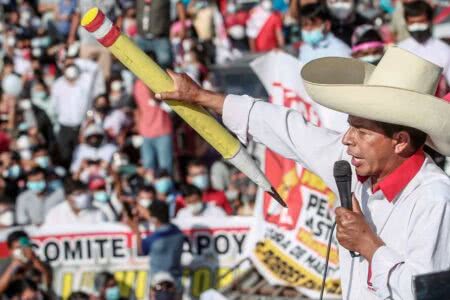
335, 195, 384, 261
155, 70, 226, 114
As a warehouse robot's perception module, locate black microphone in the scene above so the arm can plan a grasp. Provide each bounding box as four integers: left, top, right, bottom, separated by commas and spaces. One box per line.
333, 160, 358, 258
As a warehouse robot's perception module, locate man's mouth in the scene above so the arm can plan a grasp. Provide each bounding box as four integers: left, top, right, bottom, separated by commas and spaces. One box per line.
348, 152, 363, 167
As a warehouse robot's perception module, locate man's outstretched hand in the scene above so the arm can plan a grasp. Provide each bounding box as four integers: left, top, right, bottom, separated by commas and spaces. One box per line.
155, 70, 226, 115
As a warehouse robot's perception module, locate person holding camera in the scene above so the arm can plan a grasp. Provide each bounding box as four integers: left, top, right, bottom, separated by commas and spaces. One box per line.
0, 230, 52, 294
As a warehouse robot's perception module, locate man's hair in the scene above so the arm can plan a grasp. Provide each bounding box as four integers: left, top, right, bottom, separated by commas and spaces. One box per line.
180, 184, 202, 198
94, 271, 115, 291
300, 3, 330, 22
186, 159, 207, 173
6, 230, 29, 248
68, 292, 90, 300
5, 279, 38, 298
149, 200, 170, 224
376, 121, 427, 152
138, 184, 156, 194
404, 0, 433, 21
64, 179, 87, 195
26, 166, 46, 178
354, 29, 383, 46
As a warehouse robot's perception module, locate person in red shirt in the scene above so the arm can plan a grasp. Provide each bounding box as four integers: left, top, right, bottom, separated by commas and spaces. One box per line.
246, 0, 285, 52
184, 159, 233, 215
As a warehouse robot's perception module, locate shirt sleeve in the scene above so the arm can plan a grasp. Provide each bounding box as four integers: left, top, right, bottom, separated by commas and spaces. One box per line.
15, 195, 29, 225
370, 184, 450, 299
222, 94, 346, 193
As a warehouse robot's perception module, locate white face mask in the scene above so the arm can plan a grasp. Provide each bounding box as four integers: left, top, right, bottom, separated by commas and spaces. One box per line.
188, 202, 204, 215
138, 198, 152, 208
73, 194, 91, 210
64, 66, 80, 81
261, 0, 272, 11
328, 1, 353, 20
0, 210, 14, 226
182, 39, 194, 52
12, 248, 29, 263
407, 23, 429, 32
110, 81, 123, 92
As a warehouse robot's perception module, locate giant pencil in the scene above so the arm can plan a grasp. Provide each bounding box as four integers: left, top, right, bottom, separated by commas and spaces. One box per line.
81, 8, 286, 207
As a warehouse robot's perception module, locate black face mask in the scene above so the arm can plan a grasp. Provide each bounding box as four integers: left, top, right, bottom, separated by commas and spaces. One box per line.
409, 29, 431, 44
95, 106, 110, 114
87, 137, 103, 148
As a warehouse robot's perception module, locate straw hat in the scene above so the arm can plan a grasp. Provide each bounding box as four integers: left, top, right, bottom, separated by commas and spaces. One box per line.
301, 47, 450, 155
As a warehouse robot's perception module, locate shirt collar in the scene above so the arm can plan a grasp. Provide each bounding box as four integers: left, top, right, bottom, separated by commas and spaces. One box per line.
357, 150, 425, 202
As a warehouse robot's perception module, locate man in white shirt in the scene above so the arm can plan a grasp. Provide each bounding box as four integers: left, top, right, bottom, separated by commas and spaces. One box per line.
176, 184, 226, 219
398, 1, 450, 86
155, 47, 450, 299
51, 63, 94, 168
70, 124, 117, 174
43, 180, 107, 226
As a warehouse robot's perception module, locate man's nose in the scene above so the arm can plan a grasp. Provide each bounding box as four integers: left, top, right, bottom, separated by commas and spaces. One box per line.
342, 127, 354, 146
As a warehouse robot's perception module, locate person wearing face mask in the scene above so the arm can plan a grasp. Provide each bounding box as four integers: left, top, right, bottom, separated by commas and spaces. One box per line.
92, 272, 123, 300
149, 272, 178, 300
224, 1, 250, 51
0, 231, 52, 294
298, 3, 351, 64
154, 170, 184, 218
177, 184, 226, 218
0, 194, 15, 229
15, 167, 64, 226
51, 63, 95, 169
351, 25, 385, 65
88, 177, 119, 222
325, 0, 367, 46
126, 200, 185, 296
246, 0, 285, 52
70, 125, 117, 174
398, 1, 450, 86
43, 179, 107, 226
185, 160, 233, 215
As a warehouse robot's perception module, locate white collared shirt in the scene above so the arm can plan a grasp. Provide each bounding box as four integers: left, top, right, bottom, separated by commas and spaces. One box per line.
222, 94, 450, 300
398, 37, 450, 85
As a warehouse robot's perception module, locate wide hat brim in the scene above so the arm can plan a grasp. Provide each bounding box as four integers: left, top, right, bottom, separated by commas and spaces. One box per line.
301, 56, 450, 156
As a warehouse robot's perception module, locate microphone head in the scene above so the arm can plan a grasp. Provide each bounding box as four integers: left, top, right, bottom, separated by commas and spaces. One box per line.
333, 160, 352, 180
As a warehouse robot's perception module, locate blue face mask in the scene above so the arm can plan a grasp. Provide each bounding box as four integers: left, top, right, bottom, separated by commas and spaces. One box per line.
94, 191, 110, 203
48, 179, 63, 191
192, 174, 209, 191
105, 286, 120, 300
302, 27, 325, 45
27, 180, 46, 193
8, 165, 21, 179
35, 156, 50, 169
155, 178, 173, 194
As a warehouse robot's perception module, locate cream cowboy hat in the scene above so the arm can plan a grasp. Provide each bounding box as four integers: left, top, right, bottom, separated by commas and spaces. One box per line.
301, 46, 450, 156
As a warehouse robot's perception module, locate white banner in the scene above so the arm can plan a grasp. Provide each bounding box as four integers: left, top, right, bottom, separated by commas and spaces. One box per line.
245, 51, 342, 299
0, 217, 253, 299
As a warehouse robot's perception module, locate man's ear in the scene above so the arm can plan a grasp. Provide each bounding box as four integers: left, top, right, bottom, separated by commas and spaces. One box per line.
393, 131, 412, 156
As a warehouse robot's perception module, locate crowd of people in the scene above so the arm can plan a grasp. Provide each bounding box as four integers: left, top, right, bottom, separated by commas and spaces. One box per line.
0, 0, 449, 299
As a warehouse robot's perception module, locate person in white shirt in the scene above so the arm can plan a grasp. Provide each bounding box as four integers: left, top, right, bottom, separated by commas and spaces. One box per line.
44, 180, 107, 226
51, 63, 94, 168
176, 184, 226, 218
70, 124, 117, 175
398, 1, 450, 86
155, 47, 450, 300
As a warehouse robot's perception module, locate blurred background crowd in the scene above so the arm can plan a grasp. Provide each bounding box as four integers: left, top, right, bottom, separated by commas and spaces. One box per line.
0, 0, 449, 299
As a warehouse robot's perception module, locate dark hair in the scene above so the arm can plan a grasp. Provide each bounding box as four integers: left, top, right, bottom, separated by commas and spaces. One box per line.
376, 121, 427, 152
68, 292, 90, 300
6, 230, 28, 248
155, 169, 170, 179
94, 271, 115, 291
186, 159, 206, 173
404, 0, 433, 21
32, 144, 49, 155
300, 3, 330, 22
180, 184, 202, 198
5, 279, 38, 298
138, 184, 156, 194
26, 167, 46, 178
354, 29, 383, 46
149, 200, 170, 224
64, 179, 87, 195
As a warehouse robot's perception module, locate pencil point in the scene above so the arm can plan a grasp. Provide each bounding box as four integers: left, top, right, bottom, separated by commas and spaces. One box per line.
268, 187, 288, 208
